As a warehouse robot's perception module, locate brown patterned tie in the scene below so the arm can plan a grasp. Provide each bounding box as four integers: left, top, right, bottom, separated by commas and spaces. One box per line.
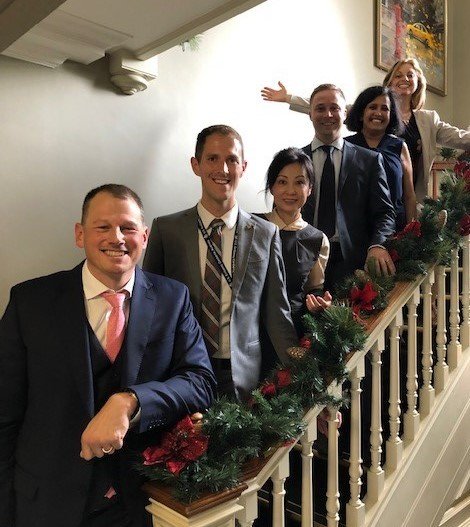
201, 219, 225, 355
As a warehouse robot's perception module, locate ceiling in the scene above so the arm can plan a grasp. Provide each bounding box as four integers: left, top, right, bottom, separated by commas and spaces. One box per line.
0, 0, 266, 68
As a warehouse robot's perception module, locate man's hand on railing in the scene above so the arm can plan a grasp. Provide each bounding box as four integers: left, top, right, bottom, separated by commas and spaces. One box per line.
366, 247, 396, 276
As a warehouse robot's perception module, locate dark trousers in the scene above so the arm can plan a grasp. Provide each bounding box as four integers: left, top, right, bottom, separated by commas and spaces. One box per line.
211, 358, 236, 398
81, 494, 152, 527
81, 499, 132, 527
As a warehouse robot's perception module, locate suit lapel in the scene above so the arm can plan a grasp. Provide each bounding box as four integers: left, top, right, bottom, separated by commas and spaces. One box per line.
231, 210, 254, 302
182, 207, 202, 309
55, 264, 94, 418
338, 141, 355, 197
122, 267, 157, 386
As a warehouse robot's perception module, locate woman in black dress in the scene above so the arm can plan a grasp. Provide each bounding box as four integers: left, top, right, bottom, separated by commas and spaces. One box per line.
260, 147, 331, 336
344, 85, 416, 230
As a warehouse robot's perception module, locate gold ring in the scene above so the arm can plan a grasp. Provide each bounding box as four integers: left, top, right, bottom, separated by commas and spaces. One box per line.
101, 446, 114, 454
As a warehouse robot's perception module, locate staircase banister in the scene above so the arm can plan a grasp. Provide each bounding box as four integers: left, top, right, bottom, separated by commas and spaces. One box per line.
142, 266, 438, 523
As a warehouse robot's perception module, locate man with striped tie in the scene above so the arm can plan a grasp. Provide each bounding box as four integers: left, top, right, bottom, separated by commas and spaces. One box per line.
144, 125, 298, 401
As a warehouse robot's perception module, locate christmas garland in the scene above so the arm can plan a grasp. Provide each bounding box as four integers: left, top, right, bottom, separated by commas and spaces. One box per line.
137, 161, 470, 502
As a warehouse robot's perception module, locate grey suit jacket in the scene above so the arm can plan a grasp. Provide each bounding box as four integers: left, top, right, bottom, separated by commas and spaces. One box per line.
143, 206, 298, 400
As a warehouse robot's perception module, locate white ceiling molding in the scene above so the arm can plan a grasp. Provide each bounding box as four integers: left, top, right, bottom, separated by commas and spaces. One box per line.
0, 0, 67, 52
135, 0, 266, 60
109, 49, 158, 95
3, 9, 131, 68
0, 0, 267, 94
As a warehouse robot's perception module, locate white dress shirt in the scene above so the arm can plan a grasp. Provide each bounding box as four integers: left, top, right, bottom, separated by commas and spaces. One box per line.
197, 201, 238, 360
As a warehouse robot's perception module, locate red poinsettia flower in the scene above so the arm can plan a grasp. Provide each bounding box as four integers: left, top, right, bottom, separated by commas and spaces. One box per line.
454, 161, 470, 192
349, 281, 379, 316
395, 220, 422, 240
275, 368, 292, 388
299, 336, 312, 349
260, 382, 277, 398
142, 415, 209, 476
459, 214, 470, 236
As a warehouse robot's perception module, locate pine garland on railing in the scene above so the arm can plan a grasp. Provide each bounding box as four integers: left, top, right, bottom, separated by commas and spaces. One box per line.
137, 161, 470, 502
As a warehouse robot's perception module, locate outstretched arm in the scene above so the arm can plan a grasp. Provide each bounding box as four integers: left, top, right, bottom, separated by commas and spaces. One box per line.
261, 81, 310, 115
261, 81, 291, 103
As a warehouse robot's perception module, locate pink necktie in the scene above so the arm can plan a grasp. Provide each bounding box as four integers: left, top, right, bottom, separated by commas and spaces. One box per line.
102, 291, 126, 362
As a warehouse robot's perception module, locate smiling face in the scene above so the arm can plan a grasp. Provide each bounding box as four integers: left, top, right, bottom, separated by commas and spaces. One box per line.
309, 89, 347, 144
75, 192, 148, 290
361, 94, 391, 135
388, 63, 419, 98
191, 133, 247, 217
270, 162, 312, 220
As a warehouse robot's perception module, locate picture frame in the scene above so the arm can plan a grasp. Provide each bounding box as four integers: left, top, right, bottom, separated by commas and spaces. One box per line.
375, 0, 447, 96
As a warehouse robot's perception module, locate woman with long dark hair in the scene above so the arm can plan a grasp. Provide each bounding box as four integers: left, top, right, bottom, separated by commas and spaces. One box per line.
344, 85, 416, 230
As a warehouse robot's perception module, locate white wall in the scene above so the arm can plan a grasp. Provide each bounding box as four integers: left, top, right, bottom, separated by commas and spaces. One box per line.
0, 0, 465, 312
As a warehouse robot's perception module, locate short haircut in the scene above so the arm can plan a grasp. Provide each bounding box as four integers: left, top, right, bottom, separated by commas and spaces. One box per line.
81, 184, 145, 223
383, 58, 427, 110
309, 83, 346, 105
345, 85, 404, 135
194, 124, 244, 161
265, 147, 314, 196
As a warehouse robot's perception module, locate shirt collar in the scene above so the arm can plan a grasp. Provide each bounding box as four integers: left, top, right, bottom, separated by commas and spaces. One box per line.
197, 201, 239, 230
265, 209, 308, 231
311, 136, 344, 152
82, 261, 135, 300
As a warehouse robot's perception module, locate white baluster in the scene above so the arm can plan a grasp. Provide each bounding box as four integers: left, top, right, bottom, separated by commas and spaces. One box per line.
236, 488, 258, 527
404, 289, 420, 441
147, 496, 243, 527
271, 453, 289, 527
385, 312, 403, 472
366, 334, 385, 505
300, 419, 317, 527
448, 248, 462, 368
346, 358, 365, 527
434, 264, 449, 393
460, 235, 470, 350
326, 403, 340, 527
420, 270, 435, 416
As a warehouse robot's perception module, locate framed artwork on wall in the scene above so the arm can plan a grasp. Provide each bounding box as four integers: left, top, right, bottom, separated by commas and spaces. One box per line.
375, 0, 447, 95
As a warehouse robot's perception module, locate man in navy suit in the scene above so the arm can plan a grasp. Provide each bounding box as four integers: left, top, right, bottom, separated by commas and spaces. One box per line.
300, 84, 396, 288
0, 184, 216, 527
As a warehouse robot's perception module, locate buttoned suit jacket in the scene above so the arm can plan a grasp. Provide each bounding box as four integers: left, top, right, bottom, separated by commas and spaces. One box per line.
142, 206, 298, 400
302, 141, 396, 277
0, 263, 216, 527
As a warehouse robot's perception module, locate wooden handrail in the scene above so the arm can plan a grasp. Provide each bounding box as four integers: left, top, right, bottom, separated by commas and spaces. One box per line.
142, 272, 431, 516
